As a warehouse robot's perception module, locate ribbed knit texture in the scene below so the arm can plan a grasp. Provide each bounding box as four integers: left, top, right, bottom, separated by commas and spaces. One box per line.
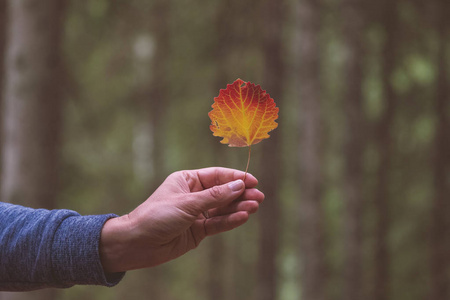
0, 202, 125, 291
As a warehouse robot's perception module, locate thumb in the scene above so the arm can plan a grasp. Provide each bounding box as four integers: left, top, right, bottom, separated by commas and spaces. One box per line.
192, 179, 245, 212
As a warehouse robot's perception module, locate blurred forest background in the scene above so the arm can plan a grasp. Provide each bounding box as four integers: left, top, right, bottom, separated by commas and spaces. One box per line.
0, 0, 449, 300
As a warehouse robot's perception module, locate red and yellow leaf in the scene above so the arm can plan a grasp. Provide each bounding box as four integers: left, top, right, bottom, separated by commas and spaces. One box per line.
208, 78, 279, 147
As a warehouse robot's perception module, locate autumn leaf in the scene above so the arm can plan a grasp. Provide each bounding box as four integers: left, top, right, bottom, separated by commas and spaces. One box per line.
209, 78, 279, 147
208, 78, 279, 177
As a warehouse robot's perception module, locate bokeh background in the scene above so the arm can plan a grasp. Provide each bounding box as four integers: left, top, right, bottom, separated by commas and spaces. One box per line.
0, 0, 449, 300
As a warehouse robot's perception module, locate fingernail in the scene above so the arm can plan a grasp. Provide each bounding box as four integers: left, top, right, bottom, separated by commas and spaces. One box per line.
229, 180, 244, 192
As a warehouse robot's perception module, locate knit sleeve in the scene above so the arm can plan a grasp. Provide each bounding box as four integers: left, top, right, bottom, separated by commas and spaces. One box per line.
0, 202, 125, 291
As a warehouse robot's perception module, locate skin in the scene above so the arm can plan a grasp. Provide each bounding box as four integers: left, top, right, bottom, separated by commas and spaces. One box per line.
99, 167, 265, 273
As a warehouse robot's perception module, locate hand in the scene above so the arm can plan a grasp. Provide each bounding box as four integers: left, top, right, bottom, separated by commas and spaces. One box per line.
100, 167, 264, 273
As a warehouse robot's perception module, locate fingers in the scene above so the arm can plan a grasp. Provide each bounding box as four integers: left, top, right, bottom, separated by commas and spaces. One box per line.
195, 167, 258, 189
208, 200, 259, 217
204, 211, 250, 236
189, 179, 246, 212
207, 188, 265, 217
239, 187, 265, 203
201, 185, 265, 236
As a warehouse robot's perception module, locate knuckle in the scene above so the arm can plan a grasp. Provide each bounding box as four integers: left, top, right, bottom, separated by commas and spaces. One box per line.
214, 169, 221, 186
173, 170, 186, 179
167, 171, 182, 181
209, 185, 223, 200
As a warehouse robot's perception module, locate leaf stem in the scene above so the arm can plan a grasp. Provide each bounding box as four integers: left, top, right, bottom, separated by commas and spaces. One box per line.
244, 146, 251, 181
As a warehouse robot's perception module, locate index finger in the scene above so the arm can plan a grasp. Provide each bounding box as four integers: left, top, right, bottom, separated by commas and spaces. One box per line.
195, 167, 258, 189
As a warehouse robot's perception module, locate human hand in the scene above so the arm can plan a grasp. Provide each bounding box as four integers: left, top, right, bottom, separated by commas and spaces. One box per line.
100, 167, 264, 273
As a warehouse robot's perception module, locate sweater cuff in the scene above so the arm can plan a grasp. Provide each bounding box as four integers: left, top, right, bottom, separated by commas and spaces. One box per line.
51, 214, 125, 287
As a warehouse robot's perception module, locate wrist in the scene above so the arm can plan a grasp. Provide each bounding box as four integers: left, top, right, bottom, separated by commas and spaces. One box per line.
99, 215, 132, 273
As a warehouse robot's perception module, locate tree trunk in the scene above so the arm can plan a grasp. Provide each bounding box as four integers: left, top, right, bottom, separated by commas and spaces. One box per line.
147, 0, 170, 187
0, 0, 5, 87
372, 2, 397, 300
0, 0, 6, 173
341, 1, 366, 300
297, 1, 327, 300
0, 0, 66, 300
256, 0, 284, 299
131, 0, 170, 188
1, 0, 65, 208
430, 0, 450, 298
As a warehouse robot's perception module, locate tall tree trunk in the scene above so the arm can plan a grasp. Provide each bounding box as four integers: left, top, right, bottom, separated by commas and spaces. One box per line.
148, 0, 170, 187
0, 0, 7, 174
341, 1, 366, 300
297, 1, 327, 300
0, 0, 66, 300
256, 1, 284, 300
1, 0, 65, 207
372, 2, 397, 300
0, 0, 5, 88
430, 0, 450, 298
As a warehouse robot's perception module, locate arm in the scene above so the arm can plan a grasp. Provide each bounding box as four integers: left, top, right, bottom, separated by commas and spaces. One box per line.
0, 167, 264, 290
0, 203, 124, 291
